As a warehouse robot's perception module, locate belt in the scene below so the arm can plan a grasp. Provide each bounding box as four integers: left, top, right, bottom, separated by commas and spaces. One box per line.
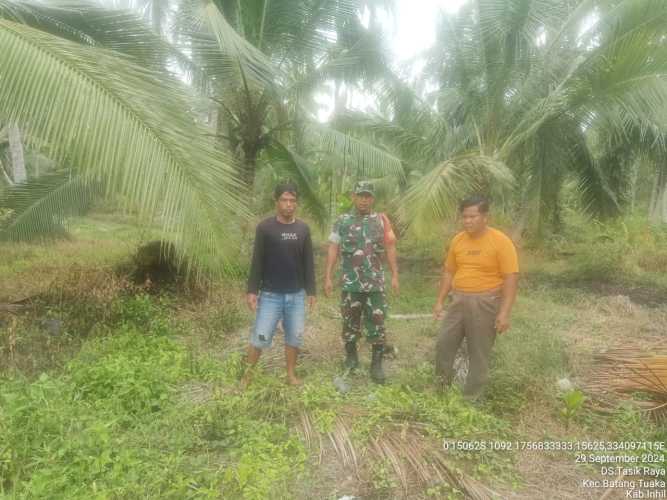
452, 287, 501, 297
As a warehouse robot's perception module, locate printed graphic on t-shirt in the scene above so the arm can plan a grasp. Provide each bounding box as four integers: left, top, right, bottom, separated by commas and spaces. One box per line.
282, 232, 298, 241
444, 227, 519, 292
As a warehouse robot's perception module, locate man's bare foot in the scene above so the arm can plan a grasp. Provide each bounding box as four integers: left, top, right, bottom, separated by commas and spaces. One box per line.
286, 375, 302, 386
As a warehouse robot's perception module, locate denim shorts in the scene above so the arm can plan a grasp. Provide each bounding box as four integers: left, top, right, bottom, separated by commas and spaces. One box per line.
251, 289, 306, 349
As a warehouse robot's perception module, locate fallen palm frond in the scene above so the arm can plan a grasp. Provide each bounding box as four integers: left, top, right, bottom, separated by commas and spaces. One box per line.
586, 345, 667, 420
327, 416, 359, 475
370, 426, 502, 499
297, 411, 315, 457
298, 413, 502, 499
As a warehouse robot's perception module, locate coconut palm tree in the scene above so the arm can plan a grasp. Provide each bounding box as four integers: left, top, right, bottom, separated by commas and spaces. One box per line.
343, 0, 667, 237
174, 0, 403, 220
0, 0, 247, 272
0, 0, 403, 271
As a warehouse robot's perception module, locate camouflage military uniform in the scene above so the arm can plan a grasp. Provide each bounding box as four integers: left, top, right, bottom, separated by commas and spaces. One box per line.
330, 212, 388, 345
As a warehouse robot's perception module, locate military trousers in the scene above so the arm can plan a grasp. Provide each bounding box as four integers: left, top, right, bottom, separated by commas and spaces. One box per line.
340, 291, 387, 345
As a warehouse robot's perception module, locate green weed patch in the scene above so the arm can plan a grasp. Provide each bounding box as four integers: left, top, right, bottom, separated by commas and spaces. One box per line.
0, 314, 311, 499
0, 329, 201, 498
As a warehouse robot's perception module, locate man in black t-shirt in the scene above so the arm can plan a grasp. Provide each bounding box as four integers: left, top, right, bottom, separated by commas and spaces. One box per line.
242, 182, 316, 387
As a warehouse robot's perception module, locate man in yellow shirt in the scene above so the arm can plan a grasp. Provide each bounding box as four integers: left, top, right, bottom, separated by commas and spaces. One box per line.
432, 195, 519, 399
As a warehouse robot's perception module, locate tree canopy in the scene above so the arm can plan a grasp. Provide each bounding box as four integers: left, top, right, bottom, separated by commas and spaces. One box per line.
2, 0, 666, 268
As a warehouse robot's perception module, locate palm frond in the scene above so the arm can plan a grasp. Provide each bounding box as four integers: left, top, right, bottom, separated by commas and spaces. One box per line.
308, 124, 404, 180
176, 0, 279, 89
260, 0, 361, 66
288, 27, 390, 97
0, 18, 247, 274
332, 111, 426, 161
0, 0, 190, 72
265, 140, 327, 227
0, 170, 100, 241
398, 154, 514, 237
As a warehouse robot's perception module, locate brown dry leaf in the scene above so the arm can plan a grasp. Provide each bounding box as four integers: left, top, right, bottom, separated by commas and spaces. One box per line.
586, 345, 667, 419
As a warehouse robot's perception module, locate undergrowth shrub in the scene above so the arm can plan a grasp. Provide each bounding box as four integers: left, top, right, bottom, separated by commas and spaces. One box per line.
553, 216, 667, 285
196, 391, 307, 500
360, 382, 509, 441
68, 327, 186, 416
0, 328, 198, 499
0, 314, 79, 377
1, 290, 174, 379
607, 405, 667, 470
354, 365, 516, 482
205, 297, 246, 337
109, 293, 172, 335
220, 421, 306, 500
40, 266, 136, 335
632, 221, 667, 274
570, 239, 630, 281
37, 267, 177, 339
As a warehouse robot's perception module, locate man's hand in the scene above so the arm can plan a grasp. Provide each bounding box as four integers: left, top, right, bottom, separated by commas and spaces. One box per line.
390, 274, 400, 295
495, 312, 510, 333
308, 295, 316, 310
324, 277, 333, 298
497, 273, 518, 334
432, 301, 445, 321
246, 293, 258, 312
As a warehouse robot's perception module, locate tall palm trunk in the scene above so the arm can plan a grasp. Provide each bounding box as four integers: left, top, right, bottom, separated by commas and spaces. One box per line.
241, 151, 259, 190
8, 124, 26, 184
239, 127, 262, 245
649, 162, 667, 224
151, 0, 163, 34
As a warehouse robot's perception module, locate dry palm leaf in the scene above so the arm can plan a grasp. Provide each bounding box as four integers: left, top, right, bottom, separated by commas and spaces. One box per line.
298, 414, 503, 499
586, 345, 667, 419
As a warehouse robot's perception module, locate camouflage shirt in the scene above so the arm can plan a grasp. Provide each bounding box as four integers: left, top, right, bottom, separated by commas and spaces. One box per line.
329, 212, 387, 292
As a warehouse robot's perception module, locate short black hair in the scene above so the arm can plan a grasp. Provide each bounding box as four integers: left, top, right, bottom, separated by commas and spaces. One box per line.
274, 181, 298, 200
459, 194, 490, 213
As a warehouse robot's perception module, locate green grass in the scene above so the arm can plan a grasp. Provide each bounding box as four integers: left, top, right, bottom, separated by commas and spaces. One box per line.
0, 330, 201, 498
0, 213, 152, 277
522, 214, 667, 294
2, 285, 665, 499
1, 213, 666, 499
0, 296, 304, 500
0, 289, 516, 498
484, 291, 575, 415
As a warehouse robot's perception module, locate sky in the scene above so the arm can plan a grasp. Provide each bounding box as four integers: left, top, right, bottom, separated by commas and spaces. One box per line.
387, 0, 468, 62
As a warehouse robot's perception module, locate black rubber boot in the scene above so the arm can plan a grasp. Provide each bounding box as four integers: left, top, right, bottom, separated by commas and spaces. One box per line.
344, 341, 359, 371
370, 344, 386, 384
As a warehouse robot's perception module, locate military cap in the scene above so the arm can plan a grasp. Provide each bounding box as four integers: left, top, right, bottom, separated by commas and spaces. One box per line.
353, 181, 375, 196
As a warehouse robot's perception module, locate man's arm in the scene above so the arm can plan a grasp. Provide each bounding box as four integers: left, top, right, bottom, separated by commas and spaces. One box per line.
385, 243, 399, 294
246, 225, 264, 311
380, 213, 399, 294
433, 270, 454, 320
495, 232, 520, 333
434, 237, 457, 320
303, 227, 316, 309
495, 273, 518, 333
324, 243, 339, 297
